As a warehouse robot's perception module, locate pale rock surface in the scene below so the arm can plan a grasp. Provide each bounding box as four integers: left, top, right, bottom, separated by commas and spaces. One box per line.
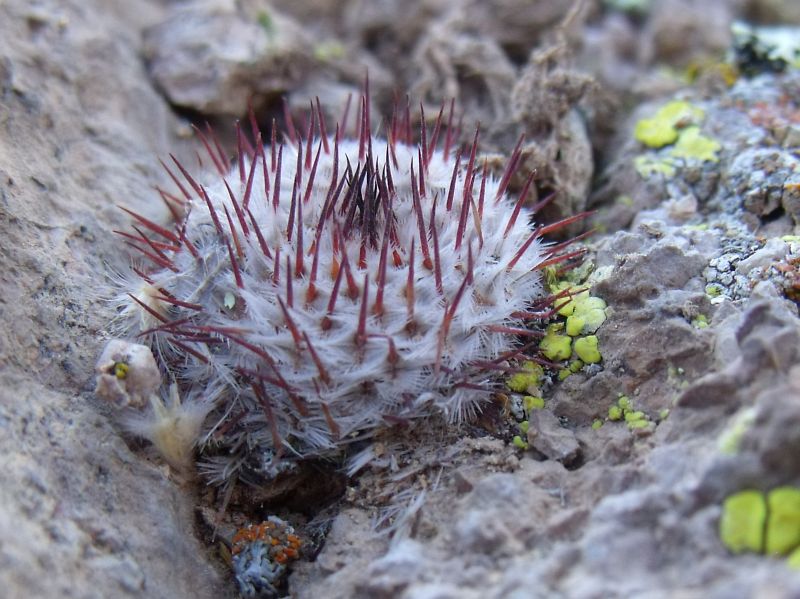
0, 0, 228, 596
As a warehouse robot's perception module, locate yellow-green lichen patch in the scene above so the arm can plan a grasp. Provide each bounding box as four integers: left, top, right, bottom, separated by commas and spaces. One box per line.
717, 407, 757, 455
616, 194, 634, 207
634, 100, 705, 148
566, 314, 585, 336
555, 294, 606, 337
568, 360, 584, 373
604, 394, 656, 431
313, 40, 346, 61
576, 296, 608, 334
519, 420, 530, 435
624, 407, 649, 430
624, 410, 645, 422
634, 118, 679, 148
512, 435, 529, 450
691, 314, 709, 329
538, 277, 607, 381
523, 395, 545, 411
507, 361, 545, 394
766, 487, 800, 556
720, 490, 767, 554
705, 283, 723, 298
685, 60, 739, 87
633, 100, 719, 180
592, 419, 604, 430
574, 335, 601, 364
550, 282, 590, 317
789, 546, 800, 570
540, 325, 573, 362
634, 154, 678, 178
669, 126, 721, 163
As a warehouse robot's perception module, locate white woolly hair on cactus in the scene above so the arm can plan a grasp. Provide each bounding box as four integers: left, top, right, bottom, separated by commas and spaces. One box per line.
121, 382, 218, 475
109, 91, 587, 483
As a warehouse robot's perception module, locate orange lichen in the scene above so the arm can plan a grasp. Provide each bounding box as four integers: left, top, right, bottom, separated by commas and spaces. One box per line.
231, 519, 302, 566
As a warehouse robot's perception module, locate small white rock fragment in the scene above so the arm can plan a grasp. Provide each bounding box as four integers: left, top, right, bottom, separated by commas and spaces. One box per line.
94, 340, 161, 409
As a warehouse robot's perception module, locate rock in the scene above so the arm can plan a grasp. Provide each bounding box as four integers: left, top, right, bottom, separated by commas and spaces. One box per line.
357, 539, 426, 598
410, 10, 517, 136
0, 373, 226, 599
143, 0, 316, 115
291, 508, 387, 599
640, 0, 734, 66
94, 340, 161, 409
0, 0, 227, 596
527, 410, 581, 464
726, 148, 800, 219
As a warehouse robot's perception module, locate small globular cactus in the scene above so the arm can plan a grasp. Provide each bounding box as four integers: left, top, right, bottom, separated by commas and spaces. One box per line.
106, 92, 586, 484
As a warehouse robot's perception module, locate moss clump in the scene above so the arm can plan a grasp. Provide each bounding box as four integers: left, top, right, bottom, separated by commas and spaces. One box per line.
719, 490, 767, 554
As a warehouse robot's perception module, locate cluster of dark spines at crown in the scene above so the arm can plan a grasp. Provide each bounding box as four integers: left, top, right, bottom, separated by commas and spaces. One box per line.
115, 85, 591, 478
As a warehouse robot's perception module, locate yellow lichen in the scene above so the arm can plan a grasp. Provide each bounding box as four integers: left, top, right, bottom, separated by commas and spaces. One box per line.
719, 490, 767, 554
669, 126, 721, 163
573, 335, 601, 364
634, 154, 678, 178
766, 487, 800, 556
540, 327, 573, 361
634, 100, 705, 148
